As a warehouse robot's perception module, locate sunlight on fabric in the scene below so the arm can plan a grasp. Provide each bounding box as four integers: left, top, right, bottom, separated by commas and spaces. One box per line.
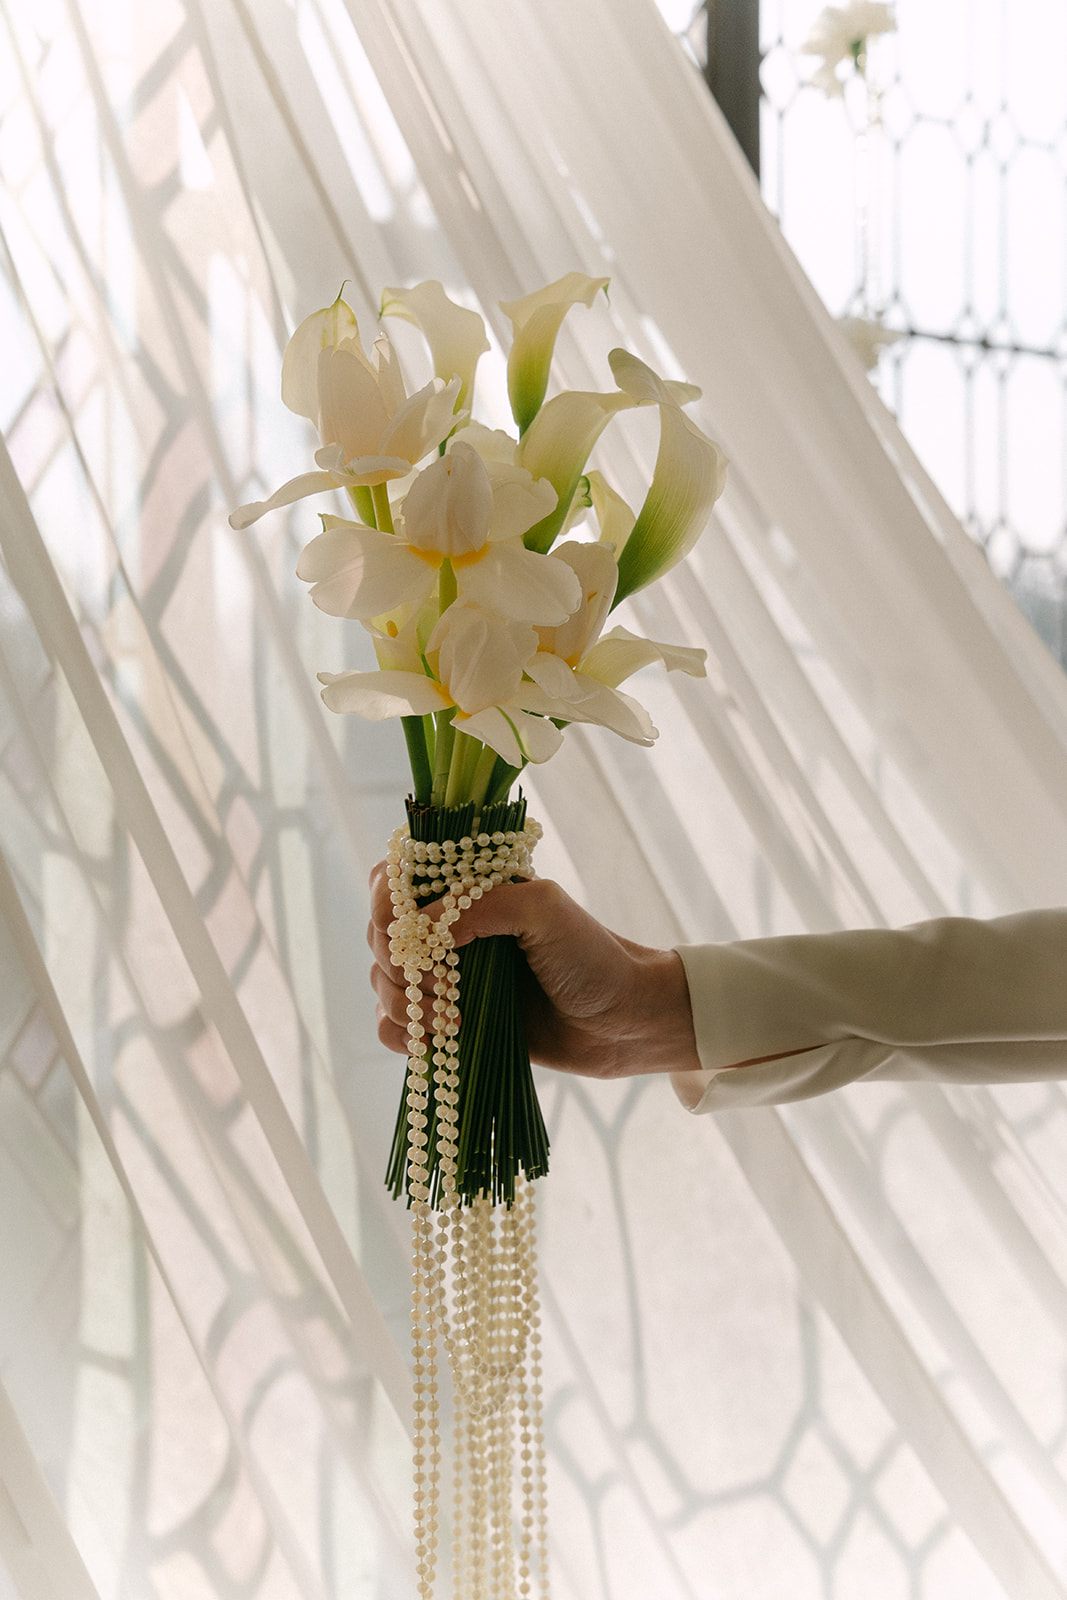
2, 0, 1067, 1596
295, 0, 397, 224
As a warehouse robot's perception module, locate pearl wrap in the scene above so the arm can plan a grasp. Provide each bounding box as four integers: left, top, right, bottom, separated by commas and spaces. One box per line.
386, 821, 549, 1599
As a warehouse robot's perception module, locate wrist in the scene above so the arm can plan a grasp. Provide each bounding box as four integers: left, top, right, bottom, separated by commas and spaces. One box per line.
628, 948, 702, 1074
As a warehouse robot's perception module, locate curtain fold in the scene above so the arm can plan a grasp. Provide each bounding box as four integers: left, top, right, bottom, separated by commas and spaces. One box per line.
3, 0, 1067, 1595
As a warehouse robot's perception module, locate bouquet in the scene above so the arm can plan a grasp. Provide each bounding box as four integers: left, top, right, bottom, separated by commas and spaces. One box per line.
231, 271, 726, 1598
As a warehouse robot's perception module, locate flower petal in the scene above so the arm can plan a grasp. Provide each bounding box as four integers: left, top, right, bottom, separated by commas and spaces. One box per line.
296, 519, 436, 618
501, 272, 609, 434
428, 603, 536, 713
485, 461, 558, 543
579, 625, 707, 686
381, 281, 490, 410
366, 601, 438, 671
456, 541, 582, 624
370, 332, 407, 418
565, 680, 658, 743
613, 403, 728, 605
380, 376, 464, 469
318, 669, 450, 719
518, 388, 636, 553
455, 704, 563, 766
533, 540, 617, 661
228, 471, 341, 530
457, 423, 520, 466
401, 442, 492, 556
608, 347, 701, 409
281, 291, 366, 421
335, 452, 420, 485
524, 651, 585, 699
318, 346, 391, 460
586, 470, 636, 555
520, 676, 657, 744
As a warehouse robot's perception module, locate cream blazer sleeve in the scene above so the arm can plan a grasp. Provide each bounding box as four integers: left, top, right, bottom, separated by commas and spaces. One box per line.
672, 909, 1067, 1113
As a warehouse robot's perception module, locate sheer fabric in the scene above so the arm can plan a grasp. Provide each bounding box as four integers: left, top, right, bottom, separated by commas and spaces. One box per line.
3, 1, 1067, 1597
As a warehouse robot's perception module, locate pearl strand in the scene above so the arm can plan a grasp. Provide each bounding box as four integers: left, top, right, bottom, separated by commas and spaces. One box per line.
387, 821, 550, 1599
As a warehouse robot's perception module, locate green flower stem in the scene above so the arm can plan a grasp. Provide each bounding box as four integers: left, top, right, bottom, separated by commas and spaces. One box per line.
347, 484, 376, 526
430, 709, 456, 805
444, 729, 482, 807
467, 744, 501, 809
485, 756, 524, 805
403, 716, 433, 803
371, 482, 395, 533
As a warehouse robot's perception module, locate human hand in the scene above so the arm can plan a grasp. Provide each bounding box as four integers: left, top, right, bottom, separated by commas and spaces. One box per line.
367, 865, 701, 1079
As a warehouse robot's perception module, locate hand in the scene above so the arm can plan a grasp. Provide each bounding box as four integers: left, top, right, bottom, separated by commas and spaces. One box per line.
367, 865, 702, 1079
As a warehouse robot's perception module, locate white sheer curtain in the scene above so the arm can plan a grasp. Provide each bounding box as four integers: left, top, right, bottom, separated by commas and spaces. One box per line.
3, 1, 1067, 1597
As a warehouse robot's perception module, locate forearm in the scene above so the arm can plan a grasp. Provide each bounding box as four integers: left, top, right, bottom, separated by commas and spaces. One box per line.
673, 908, 1067, 1110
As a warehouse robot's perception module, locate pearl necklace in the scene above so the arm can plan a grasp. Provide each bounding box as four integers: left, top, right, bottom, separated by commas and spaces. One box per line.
386, 823, 549, 1600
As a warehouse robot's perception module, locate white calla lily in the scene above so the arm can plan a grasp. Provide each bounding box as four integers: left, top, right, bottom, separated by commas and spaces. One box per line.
608, 347, 702, 409
501, 271, 610, 434
381, 280, 490, 411
586, 470, 636, 554
517, 388, 637, 553
516, 348, 724, 561
607, 349, 728, 605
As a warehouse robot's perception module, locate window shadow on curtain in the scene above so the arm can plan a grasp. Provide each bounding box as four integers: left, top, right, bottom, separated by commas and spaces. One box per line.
2, 0, 1067, 1597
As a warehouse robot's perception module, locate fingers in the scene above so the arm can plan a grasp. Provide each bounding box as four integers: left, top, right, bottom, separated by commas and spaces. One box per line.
368, 858, 456, 1055
448, 878, 562, 949
366, 862, 561, 1060
370, 957, 413, 1054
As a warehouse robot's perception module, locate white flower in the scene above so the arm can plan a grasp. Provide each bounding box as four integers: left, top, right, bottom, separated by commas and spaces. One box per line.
318, 601, 563, 767
500, 271, 610, 434
607, 350, 728, 605
517, 386, 639, 553
515, 347, 723, 561
838, 314, 905, 371
521, 542, 708, 745
294, 441, 580, 625
230, 291, 463, 530
380, 280, 490, 412
585, 470, 636, 554
801, 2, 896, 94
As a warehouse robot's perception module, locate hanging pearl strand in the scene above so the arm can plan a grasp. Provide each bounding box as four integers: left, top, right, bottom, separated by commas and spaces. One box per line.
386, 821, 549, 1600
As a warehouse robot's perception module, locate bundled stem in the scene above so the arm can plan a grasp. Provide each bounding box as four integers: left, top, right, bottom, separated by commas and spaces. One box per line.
384, 795, 549, 1209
